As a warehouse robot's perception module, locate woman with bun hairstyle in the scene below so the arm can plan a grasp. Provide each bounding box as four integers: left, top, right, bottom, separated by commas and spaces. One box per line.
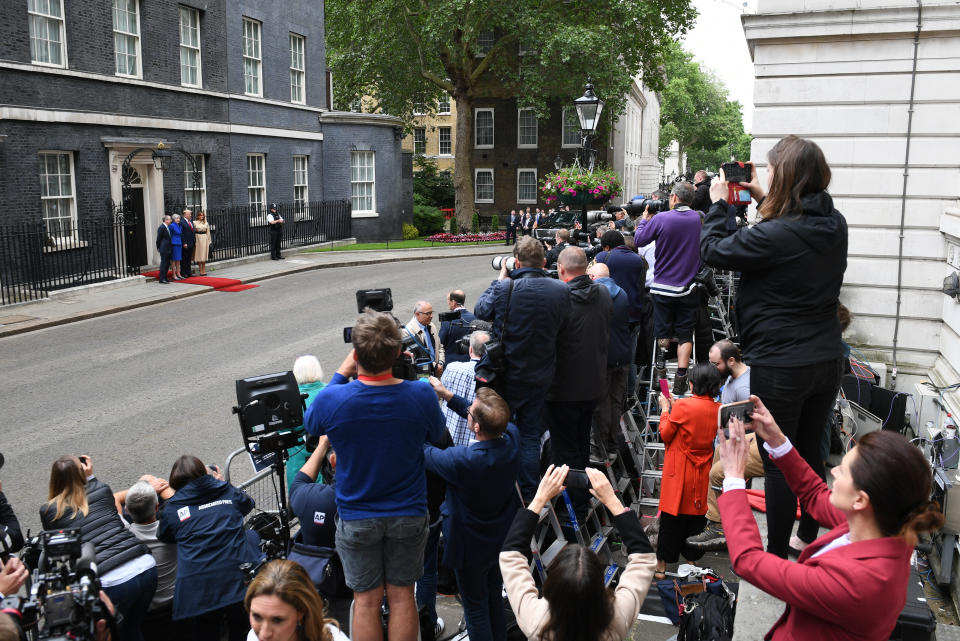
701, 135, 848, 558
718, 396, 943, 641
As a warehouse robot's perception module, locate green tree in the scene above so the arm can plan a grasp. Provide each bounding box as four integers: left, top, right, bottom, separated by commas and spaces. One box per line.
658, 41, 751, 174
412, 156, 455, 208
327, 0, 696, 227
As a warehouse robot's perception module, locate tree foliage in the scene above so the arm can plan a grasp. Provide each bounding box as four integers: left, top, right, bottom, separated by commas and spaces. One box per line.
412, 156, 455, 208
326, 0, 697, 223
658, 41, 751, 174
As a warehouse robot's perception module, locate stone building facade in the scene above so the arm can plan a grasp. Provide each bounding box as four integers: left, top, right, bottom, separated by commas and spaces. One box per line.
0, 0, 408, 267
743, 0, 960, 395
400, 76, 661, 215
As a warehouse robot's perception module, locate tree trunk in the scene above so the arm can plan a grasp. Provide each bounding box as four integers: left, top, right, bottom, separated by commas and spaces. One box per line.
453, 93, 475, 230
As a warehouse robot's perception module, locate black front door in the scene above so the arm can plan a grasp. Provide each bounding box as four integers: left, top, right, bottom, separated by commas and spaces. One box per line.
125, 188, 147, 267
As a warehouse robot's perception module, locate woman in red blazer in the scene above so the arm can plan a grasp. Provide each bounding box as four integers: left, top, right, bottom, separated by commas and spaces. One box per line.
718, 395, 943, 641
655, 363, 722, 579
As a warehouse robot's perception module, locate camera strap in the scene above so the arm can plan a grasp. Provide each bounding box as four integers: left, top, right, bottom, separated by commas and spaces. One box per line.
403, 326, 434, 361
499, 279, 515, 342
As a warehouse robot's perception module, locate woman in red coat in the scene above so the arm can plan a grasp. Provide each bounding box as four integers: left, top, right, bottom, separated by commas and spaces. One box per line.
655, 363, 722, 578
718, 396, 943, 641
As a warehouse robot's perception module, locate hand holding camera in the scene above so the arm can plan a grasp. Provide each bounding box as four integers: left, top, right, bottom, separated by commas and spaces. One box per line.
743, 395, 786, 448
718, 415, 751, 480
585, 467, 627, 515
78, 455, 93, 477
527, 464, 569, 513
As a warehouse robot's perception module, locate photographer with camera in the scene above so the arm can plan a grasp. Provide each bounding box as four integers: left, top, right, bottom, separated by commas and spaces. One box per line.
116, 480, 181, 641
543, 228, 570, 269
423, 387, 519, 641
690, 170, 713, 214
303, 311, 446, 641
547, 247, 611, 515
404, 301, 444, 376
701, 136, 847, 559
41, 456, 157, 641
437, 331, 491, 446
634, 182, 703, 396
438, 290, 475, 365
475, 237, 571, 501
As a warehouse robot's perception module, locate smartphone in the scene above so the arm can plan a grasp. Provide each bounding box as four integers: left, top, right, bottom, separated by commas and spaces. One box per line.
659, 378, 672, 399
208, 464, 218, 473
78, 455, 89, 465
565, 469, 591, 490
721, 161, 752, 184
718, 400, 754, 439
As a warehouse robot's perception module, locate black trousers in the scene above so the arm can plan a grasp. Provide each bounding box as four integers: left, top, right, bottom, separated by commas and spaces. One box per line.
505, 226, 517, 245
157, 251, 171, 282
752, 358, 843, 557
181, 244, 195, 276
547, 398, 599, 513
269, 231, 282, 258
657, 512, 707, 564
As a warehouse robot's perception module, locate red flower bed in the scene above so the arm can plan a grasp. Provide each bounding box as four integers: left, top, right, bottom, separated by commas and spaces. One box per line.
426, 232, 506, 243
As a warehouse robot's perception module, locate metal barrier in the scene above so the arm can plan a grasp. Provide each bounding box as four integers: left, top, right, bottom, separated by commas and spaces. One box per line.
223, 448, 294, 529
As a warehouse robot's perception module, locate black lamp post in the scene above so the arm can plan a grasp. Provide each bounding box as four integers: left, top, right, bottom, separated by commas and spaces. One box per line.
572, 78, 605, 234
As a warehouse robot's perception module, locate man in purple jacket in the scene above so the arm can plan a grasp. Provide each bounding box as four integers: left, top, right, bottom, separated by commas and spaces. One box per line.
633, 182, 702, 395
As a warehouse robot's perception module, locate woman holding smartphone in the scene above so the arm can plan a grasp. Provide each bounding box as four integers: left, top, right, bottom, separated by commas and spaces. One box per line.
701, 135, 847, 558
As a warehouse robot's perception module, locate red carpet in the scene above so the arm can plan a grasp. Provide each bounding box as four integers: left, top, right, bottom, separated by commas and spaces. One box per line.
216, 284, 260, 292
746, 489, 802, 519
143, 271, 254, 292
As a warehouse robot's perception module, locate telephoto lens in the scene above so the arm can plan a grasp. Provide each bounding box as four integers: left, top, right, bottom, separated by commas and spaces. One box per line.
491, 255, 517, 271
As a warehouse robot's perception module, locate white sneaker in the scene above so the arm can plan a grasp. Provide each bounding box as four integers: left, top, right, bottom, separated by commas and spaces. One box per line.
789, 535, 810, 556
435, 616, 445, 636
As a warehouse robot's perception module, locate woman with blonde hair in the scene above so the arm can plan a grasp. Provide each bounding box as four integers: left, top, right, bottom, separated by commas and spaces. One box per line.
41, 455, 157, 641
193, 210, 211, 275
245, 560, 347, 641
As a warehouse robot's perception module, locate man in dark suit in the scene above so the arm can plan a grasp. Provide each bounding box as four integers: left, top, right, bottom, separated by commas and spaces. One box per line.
180, 209, 196, 278
155, 215, 172, 284
504, 210, 519, 246
438, 289, 476, 364
423, 386, 519, 641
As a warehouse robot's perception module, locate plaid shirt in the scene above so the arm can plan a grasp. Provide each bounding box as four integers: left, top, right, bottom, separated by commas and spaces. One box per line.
440, 359, 478, 445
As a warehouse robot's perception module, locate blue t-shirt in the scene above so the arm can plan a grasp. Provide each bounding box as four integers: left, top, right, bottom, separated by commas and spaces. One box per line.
303, 378, 445, 520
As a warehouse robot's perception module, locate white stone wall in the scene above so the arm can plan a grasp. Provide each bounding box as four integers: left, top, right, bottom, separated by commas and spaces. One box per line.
611, 78, 662, 199
743, 1, 960, 388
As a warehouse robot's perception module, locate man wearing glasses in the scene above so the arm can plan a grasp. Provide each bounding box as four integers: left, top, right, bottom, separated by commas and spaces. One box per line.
405, 301, 445, 376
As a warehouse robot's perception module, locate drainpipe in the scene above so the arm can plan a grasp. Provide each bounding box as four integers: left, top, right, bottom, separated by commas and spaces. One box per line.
892, 0, 922, 388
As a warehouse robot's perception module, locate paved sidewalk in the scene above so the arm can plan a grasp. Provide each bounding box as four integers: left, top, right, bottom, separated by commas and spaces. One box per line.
0, 241, 507, 338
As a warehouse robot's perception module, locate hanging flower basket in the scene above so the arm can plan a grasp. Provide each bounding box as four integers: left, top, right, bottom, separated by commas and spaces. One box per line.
541, 166, 621, 208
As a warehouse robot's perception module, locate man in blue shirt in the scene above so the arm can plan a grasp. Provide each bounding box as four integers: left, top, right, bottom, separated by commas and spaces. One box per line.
304, 311, 446, 641
424, 385, 520, 641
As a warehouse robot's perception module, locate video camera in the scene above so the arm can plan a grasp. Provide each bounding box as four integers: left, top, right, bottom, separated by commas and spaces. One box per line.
607, 197, 670, 217
5, 529, 115, 641
437, 310, 494, 356
234, 371, 305, 458
721, 161, 753, 206
342, 288, 431, 380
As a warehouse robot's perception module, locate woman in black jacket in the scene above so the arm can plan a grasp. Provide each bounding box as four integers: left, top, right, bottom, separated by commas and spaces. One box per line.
40, 455, 158, 641
700, 135, 848, 558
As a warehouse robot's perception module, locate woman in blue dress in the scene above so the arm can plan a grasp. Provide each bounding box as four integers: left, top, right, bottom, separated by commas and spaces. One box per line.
170, 213, 184, 279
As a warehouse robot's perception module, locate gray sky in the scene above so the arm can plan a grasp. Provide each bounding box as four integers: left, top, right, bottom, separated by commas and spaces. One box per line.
682, 0, 757, 131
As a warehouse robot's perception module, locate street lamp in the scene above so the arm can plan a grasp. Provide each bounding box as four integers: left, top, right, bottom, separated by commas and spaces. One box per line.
573, 78, 604, 136
572, 78, 605, 231
151, 143, 172, 171
553, 153, 564, 171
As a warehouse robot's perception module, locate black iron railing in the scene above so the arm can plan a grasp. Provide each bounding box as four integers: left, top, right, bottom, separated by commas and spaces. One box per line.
164, 200, 353, 264
0, 217, 140, 306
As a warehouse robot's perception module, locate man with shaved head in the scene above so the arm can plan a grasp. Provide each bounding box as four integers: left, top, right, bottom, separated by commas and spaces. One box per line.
548, 246, 612, 514
405, 300, 445, 375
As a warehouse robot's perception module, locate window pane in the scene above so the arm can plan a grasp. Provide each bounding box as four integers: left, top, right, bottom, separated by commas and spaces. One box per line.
518, 109, 537, 146
476, 110, 493, 147
439, 127, 451, 155
39, 152, 76, 237
414, 128, 426, 155
518, 171, 536, 201
563, 108, 580, 146
475, 170, 493, 201
350, 151, 375, 212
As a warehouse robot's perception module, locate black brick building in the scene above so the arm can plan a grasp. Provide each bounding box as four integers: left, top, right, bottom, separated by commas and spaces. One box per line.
0, 0, 410, 270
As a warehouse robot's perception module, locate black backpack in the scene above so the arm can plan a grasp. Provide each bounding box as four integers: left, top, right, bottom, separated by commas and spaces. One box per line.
678, 590, 735, 641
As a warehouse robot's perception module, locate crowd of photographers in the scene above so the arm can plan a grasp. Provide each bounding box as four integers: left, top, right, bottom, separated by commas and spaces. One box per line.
0, 136, 949, 641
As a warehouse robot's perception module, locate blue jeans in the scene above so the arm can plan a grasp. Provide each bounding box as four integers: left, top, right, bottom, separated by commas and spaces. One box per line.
506, 390, 547, 502
416, 520, 442, 620
455, 560, 506, 641
751, 358, 843, 557
104, 565, 158, 641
